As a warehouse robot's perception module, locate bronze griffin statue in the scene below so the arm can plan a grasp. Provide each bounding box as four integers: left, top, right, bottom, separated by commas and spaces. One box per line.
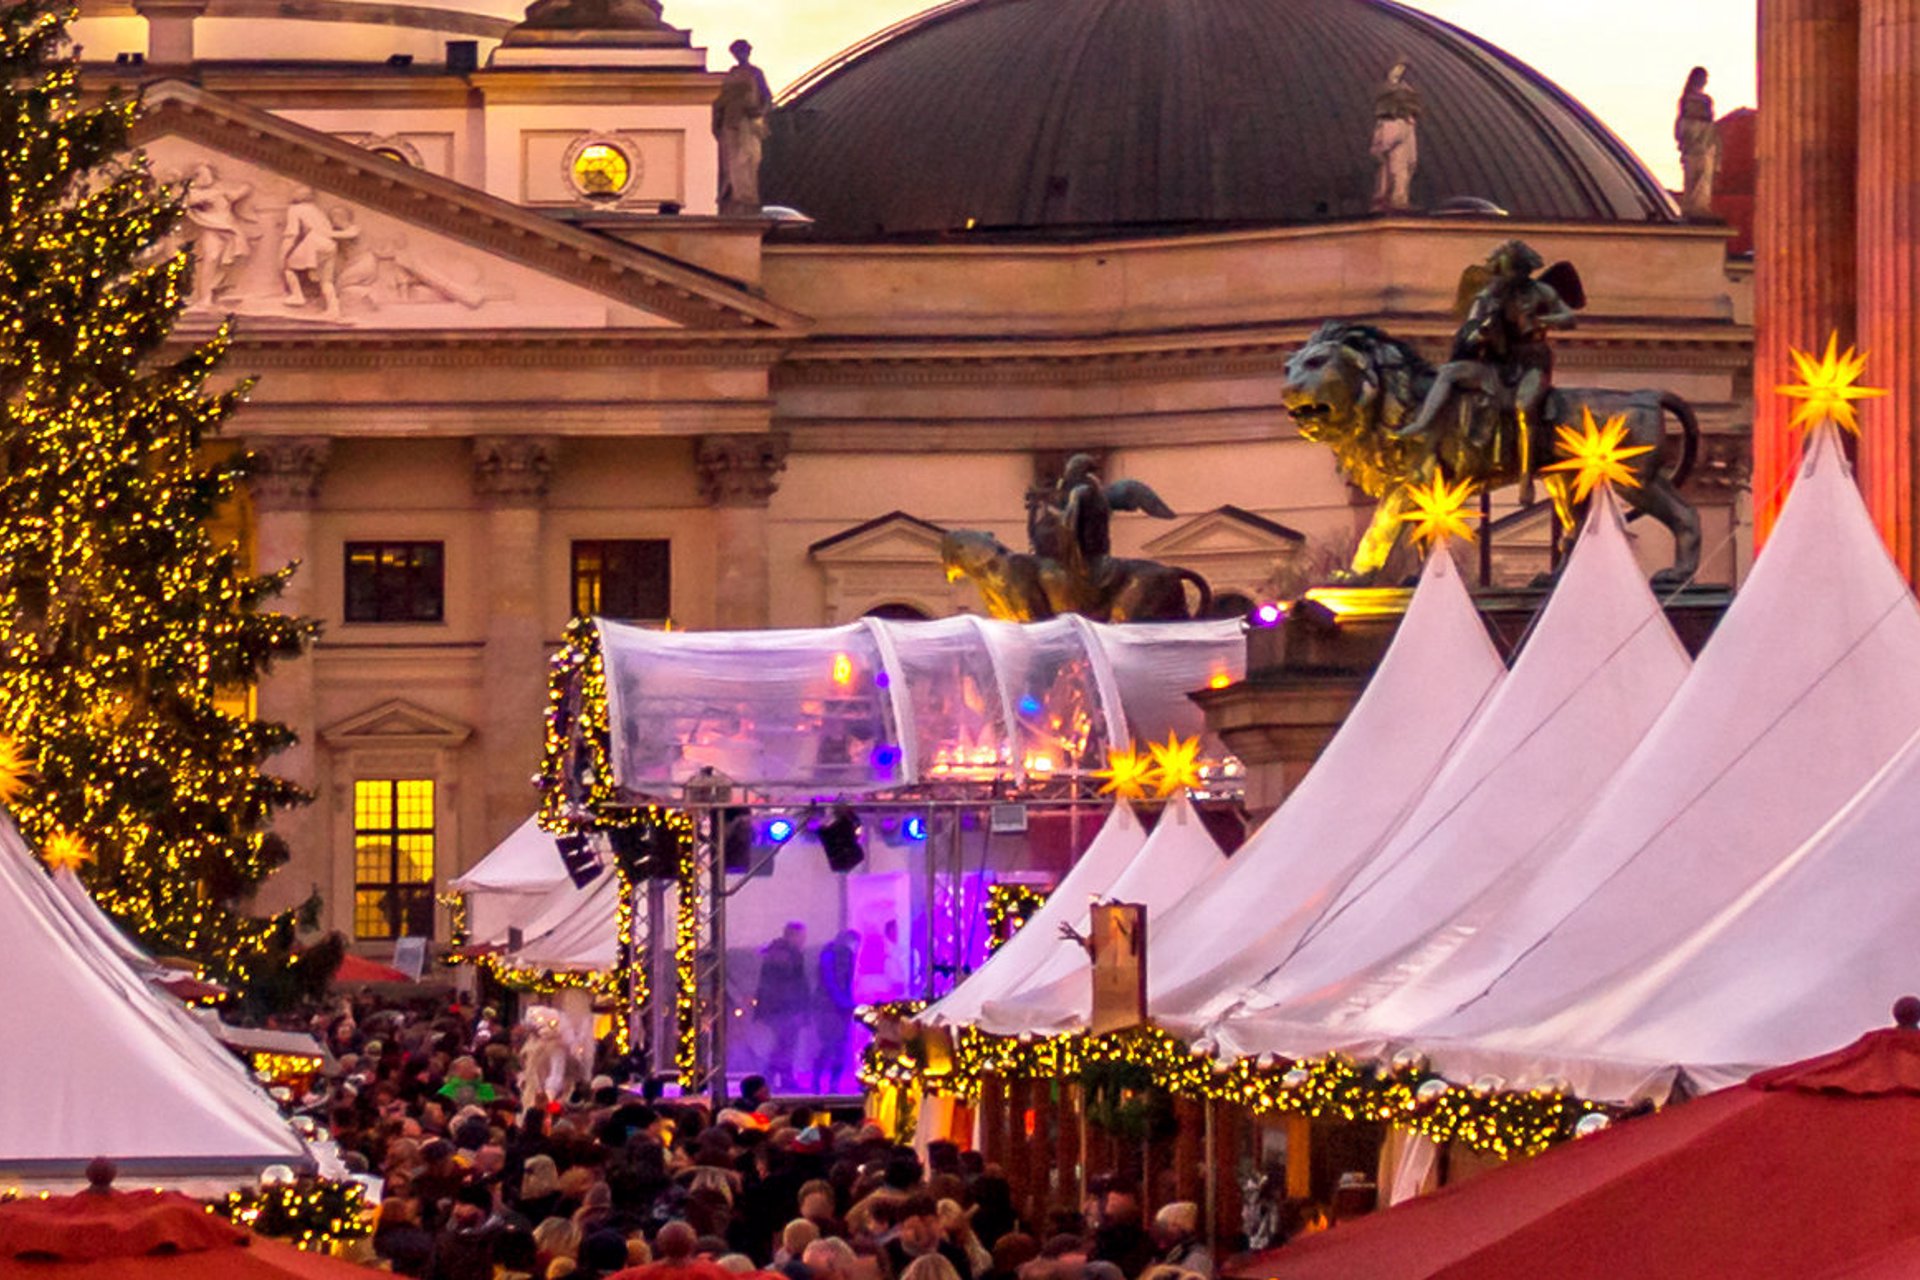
941, 454, 1212, 622
1281, 240, 1702, 586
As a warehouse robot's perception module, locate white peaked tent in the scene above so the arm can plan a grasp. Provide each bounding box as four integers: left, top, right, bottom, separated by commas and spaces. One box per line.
52, 866, 168, 982
1400, 426, 1920, 1100
452, 815, 582, 946
0, 818, 307, 1182
503, 863, 620, 973
976, 794, 1226, 1036
917, 802, 1148, 1028
990, 549, 1508, 1037
1211, 491, 1693, 1059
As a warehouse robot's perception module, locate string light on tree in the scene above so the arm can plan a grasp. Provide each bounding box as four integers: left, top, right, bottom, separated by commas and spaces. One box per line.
1778, 333, 1887, 435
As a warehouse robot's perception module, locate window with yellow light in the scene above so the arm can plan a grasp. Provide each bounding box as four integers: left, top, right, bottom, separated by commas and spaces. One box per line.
570, 142, 632, 199
353, 778, 436, 940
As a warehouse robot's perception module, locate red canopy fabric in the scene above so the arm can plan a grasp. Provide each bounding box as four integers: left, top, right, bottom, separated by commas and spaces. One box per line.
1230, 1027, 1920, 1280
331, 952, 411, 984
0, 1190, 368, 1279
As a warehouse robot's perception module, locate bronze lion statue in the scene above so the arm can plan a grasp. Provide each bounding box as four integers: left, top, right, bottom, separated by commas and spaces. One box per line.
1279, 321, 1702, 586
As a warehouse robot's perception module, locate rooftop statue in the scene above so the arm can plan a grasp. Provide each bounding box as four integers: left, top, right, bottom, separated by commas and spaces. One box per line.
1370, 59, 1421, 213
715, 40, 773, 214
941, 454, 1212, 622
519, 0, 668, 30
1675, 66, 1720, 220
1280, 248, 1702, 585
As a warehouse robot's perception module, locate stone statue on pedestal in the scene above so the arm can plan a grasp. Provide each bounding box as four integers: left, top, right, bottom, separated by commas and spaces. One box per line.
1675, 66, 1719, 219
1370, 60, 1421, 213
714, 39, 773, 215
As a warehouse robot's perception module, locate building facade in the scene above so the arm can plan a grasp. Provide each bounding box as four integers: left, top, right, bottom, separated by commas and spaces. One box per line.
72, 0, 1755, 947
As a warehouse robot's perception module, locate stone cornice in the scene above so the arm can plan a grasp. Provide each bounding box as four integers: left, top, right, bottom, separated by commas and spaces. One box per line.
215, 328, 791, 369
131, 80, 809, 333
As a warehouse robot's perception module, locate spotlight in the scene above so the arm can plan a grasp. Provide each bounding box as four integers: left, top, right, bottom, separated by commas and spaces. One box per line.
1251, 602, 1283, 627
765, 817, 796, 844
817, 804, 865, 872
556, 832, 604, 889
903, 815, 929, 842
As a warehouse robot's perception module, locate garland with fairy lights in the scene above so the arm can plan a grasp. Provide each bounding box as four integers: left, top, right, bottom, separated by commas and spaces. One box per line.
986, 883, 1049, 954
675, 824, 701, 1085
220, 1179, 370, 1252
860, 1023, 1609, 1160
0, 0, 319, 997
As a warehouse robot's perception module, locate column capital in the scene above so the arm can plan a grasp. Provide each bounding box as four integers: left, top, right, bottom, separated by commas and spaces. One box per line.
472, 435, 559, 505
246, 436, 332, 512
696, 433, 788, 508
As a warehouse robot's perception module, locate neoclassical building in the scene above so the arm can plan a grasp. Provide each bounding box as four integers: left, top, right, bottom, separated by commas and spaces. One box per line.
72, 0, 1753, 947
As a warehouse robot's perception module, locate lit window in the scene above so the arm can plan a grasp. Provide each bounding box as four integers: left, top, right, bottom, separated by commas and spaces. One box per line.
344, 541, 444, 623
570, 142, 631, 198
353, 778, 435, 941
571, 539, 670, 619
369, 145, 412, 167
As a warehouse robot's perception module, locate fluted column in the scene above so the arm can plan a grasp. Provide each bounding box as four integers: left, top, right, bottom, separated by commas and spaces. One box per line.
473, 436, 558, 849
696, 434, 788, 629
247, 436, 332, 921
1754, 0, 1860, 541
1859, 0, 1920, 580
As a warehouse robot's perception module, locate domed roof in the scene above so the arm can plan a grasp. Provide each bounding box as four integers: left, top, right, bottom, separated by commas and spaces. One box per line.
763, 0, 1677, 239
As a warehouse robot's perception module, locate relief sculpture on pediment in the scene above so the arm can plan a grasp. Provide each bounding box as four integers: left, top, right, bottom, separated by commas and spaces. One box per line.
158, 155, 511, 327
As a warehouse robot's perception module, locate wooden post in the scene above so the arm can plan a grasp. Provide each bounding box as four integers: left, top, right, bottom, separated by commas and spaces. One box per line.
1285, 1114, 1313, 1199
980, 1073, 1008, 1171
1209, 1103, 1247, 1250
1174, 1096, 1203, 1203
1055, 1080, 1080, 1215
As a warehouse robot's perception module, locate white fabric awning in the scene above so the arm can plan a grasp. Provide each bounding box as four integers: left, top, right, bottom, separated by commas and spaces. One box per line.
593, 615, 1244, 799
453, 816, 585, 946
990, 548, 1508, 1037
975, 794, 1225, 1036
917, 801, 1147, 1028
1211, 491, 1693, 1059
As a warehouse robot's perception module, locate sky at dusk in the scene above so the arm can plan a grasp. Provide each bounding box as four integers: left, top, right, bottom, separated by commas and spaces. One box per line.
667, 0, 1757, 190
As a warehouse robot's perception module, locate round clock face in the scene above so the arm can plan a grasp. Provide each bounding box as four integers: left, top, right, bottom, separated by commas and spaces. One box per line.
569, 140, 638, 200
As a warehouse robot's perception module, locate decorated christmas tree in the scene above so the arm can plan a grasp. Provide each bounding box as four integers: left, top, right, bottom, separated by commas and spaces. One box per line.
0, 0, 321, 993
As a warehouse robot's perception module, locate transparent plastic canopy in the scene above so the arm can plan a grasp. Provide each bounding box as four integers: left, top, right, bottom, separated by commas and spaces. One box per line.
592, 615, 1244, 799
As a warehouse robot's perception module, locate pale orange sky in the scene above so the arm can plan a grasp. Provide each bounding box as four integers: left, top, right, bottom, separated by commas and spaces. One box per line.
667, 0, 1756, 190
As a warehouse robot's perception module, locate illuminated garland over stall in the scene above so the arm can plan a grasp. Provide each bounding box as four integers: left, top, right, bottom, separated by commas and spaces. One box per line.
859, 1015, 1611, 1160
218, 1179, 370, 1252
985, 883, 1049, 954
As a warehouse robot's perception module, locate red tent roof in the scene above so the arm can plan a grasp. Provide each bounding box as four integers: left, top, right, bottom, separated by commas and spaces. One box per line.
1230, 1024, 1920, 1280
0, 1189, 369, 1279
331, 952, 411, 985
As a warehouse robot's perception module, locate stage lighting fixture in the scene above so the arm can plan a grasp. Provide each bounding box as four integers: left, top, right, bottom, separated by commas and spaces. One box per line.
765, 817, 796, 844
610, 822, 678, 880
818, 804, 865, 872
1252, 602, 1283, 627
903, 815, 929, 841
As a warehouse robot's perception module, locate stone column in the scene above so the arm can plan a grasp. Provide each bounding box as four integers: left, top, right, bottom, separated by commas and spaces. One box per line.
247, 436, 332, 921
695, 434, 788, 629
1754, 0, 1860, 541
1859, 0, 1920, 581
473, 436, 558, 852
134, 0, 208, 64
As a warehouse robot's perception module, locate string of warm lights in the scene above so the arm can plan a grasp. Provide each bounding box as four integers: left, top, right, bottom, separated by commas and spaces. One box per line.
249, 1050, 324, 1088
675, 826, 701, 1085
985, 883, 1048, 954
218, 1180, 370, 1252
859, 1021, 1608, 1160
0, 0, 317, 994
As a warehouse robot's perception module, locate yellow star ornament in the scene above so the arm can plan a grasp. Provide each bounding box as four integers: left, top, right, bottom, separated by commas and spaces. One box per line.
42, 829, 92, 874
1778, 333, 1888, 435
1544, 409, 1654, 503
1093, 746, 1154, 800
0, 736, 33, 807
1398, 473, 1478, 550
1147, 733, 1204, 798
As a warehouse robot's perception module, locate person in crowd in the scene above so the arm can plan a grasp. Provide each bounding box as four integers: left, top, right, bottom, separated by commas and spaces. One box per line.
1149, 1203, 1212, 1280
812, 929, 860, 1092
900, 1255, 963, 1280
754, 923, 811, 1091
883, 1194, 975, 1279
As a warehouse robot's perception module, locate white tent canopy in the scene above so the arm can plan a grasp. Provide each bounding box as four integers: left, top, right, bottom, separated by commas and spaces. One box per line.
0, 816, 306, 1182
1211, 492, 1693, 1059
991, 548, 1507, 1037
503, 864, 621, 974
976, 794, 1226, 1036
917, 802, 1148, 1028
592, 615, 1244, 800
1392, 426, 1920, 1099
453, 815, 582, 946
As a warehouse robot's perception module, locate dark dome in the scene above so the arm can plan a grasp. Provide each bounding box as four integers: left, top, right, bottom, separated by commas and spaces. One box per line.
763, 0, 1677, 239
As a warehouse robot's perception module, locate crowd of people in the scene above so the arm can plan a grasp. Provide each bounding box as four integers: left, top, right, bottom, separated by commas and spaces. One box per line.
298, 992, 1234, 1280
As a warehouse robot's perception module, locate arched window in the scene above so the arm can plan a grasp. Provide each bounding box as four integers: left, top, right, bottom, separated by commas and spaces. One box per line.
864, 602, 932, 621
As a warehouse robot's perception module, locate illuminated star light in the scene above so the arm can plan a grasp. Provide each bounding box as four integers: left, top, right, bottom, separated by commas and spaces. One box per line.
1147, 733, 1204, 798
0, 737, 33, 807
1778, 333, 1888, 435
1092, 746, 1155, 800
42, 829, 93, 874
1543, 409, 1654, 503
1397, 472, 1479, 550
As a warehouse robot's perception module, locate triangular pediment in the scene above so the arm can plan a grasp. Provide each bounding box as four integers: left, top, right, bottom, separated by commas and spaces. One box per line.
808, 511, 949, 564
322, 698, 472, 747
133, 81, 807, 336
1142, 505, 1306, 556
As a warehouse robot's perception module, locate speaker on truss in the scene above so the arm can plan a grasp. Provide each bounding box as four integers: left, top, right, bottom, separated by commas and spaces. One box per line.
818, 804, 865, 872
723, 810, 755, 874
609, 821, 680, 881
556, 832, 604, 889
